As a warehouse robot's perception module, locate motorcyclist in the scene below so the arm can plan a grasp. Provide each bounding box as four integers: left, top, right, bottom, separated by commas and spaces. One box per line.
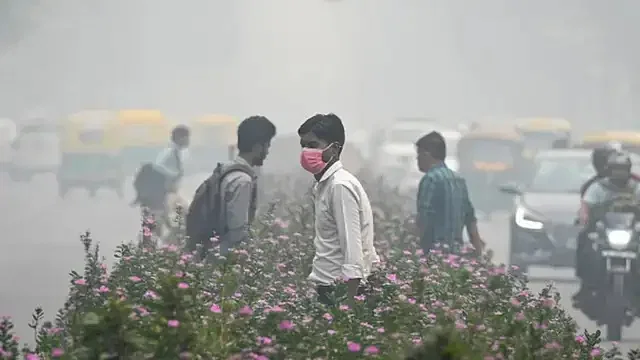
574, 150, 640, 303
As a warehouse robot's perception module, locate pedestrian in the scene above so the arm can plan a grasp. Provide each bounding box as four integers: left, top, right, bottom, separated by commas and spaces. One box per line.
298, 113, 380, 305
185, 116, 276, 258
415, 131, 484, 255
133, 125, 190, 240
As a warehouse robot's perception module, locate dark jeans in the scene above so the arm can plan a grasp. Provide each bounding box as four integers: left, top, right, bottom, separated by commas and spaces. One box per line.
316, 273, 380, 306
576, 229, 600, 290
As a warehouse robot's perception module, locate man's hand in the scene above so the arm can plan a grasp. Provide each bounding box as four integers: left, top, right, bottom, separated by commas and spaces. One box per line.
471, 236, 485, 257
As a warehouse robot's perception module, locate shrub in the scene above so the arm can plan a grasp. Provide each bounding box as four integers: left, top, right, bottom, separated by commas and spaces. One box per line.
1, 176, 638, 359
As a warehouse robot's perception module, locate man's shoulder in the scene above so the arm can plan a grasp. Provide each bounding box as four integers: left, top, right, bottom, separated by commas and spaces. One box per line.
330, 169, 367, 197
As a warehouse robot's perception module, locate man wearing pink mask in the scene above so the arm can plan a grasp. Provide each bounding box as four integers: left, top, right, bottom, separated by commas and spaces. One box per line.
298, 113, 380, 305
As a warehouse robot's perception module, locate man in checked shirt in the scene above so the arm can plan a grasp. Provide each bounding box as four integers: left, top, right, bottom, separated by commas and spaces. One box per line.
415, 131, 485, 255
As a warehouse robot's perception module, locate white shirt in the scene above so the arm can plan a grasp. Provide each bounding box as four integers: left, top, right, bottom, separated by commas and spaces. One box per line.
308, 161, 380, 286
154, 142, 184, 180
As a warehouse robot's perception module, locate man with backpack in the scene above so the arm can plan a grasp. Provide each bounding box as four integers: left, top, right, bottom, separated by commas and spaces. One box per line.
133, 125, 190, 240
186, 116, 276, 258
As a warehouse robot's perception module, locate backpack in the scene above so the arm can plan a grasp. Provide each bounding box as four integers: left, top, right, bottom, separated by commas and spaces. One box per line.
132, 162, 168, 209
185, 162, 254, 252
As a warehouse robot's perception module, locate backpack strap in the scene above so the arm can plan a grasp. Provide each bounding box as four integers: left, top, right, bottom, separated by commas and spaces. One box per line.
211, 163, 257, 234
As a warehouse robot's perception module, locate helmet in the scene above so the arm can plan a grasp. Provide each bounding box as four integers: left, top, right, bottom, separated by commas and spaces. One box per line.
606, 151, 632, 173
592, 146, 617, 176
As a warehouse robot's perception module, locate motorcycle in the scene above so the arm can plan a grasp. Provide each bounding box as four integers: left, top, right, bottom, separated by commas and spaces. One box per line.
582, 201, 640, 341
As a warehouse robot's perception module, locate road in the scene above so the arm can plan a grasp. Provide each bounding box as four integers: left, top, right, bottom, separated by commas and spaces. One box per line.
1, 173, 639, 352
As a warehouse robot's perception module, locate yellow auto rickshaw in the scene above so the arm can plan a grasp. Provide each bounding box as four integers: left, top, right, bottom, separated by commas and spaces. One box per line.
515, 117, 572, 151
186, 114, 237, 174
458, 127, 528, 217
117, 109, 170, 173
57, 110, 124, 198
575, 131, 640, 155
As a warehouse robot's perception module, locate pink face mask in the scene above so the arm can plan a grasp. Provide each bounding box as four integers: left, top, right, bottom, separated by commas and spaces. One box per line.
300, 146, 330, 174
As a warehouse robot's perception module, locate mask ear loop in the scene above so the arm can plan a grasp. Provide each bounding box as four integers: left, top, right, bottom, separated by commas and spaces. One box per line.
325, 142, 342, 164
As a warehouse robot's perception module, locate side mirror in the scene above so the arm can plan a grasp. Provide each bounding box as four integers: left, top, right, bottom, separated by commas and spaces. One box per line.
499, 182, 522, 196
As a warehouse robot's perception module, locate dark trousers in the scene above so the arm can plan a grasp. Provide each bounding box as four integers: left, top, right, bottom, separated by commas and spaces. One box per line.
316, 274, 380, 306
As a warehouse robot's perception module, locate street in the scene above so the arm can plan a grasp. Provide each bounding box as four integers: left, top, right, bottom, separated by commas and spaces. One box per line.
1, 173, 639, 352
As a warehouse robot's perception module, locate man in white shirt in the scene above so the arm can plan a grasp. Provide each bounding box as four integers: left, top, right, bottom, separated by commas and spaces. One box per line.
298, 113, 380, 305
150, 125, 190, 239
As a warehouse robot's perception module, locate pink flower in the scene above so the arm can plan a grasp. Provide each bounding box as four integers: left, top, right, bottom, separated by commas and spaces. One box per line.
377, 327, 385, 333
167, 319, 180, 328
98, 285, 109, 293
73, 279, 86, 286
327, 329, 337, 335
347, 341, 362, 352
129, 276, 142, 283
238, 306, 253, 316
210, 304, 222, 313
257, 336, 272, 345
544, 341, 562, 350
515, 312, 526, 321
51, 348, 64, 357
279, 320, 295, 330
265, 305, 284, 313
386, 273, 398, 283
364, 345, 379, 355
339, 304, 350, 311
575, 335, 586, 344
590, 348, 601, 356
25, 354, 40, 360
178, 282, 189, 289
323, 313, 333, 321
542, 298, 556, 308
143, 290, 159, 300
510, 297, 521, 306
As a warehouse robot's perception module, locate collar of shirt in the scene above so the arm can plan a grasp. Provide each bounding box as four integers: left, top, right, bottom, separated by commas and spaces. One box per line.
427, 162, 447, 174
234, 155, 252, 168
318, 161, 343, 183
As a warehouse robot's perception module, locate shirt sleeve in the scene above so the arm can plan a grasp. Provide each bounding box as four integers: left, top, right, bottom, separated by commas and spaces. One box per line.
583, 182, 603, 206
460, 178, 477, 226
332, 183, 365, 280
417, 174, 437, 235
221, 174, 253, 246
154, 148, 179, 179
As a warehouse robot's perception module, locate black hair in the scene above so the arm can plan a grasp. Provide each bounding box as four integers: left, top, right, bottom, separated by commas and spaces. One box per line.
237, 115, 277, 153
416, 131, 446, 161
297, 113, 346, 147
171, 125, 190, 141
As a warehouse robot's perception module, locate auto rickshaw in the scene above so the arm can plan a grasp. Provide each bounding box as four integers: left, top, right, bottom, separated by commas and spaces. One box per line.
515, 117, 572, 151
57, 110, 125, 198
186, 114, 237, 174
575, 131, 640, 154
116, 109, 170, 173
458, 127, 528, 218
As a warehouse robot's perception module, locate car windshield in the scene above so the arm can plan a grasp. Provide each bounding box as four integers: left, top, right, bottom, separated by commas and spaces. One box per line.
459, 140, 516, 166
387, 128, 420, 143
528, 156, 593, 193
522, 132, 562, 150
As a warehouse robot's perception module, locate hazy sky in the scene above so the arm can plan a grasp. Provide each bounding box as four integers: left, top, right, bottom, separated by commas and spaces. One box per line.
1, 1, 638, 132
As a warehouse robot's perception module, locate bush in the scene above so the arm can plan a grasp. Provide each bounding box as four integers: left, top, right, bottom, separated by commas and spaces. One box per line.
1, 176, 639, 359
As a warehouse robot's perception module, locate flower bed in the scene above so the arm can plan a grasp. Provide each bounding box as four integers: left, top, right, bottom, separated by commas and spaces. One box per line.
1, 176, 639, 359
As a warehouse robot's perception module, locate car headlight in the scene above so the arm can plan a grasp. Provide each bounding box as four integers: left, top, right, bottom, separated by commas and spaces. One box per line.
606, 230, 632, 249
515, 207, 544, 230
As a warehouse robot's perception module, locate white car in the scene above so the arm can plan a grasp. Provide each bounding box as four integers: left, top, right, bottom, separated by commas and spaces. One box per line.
9, 121, 61, 181
378, 123, 461, 188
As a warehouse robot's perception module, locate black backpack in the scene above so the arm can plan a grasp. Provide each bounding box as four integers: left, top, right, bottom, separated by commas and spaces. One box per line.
185, 162, 254, 252
132, 162, 168, 209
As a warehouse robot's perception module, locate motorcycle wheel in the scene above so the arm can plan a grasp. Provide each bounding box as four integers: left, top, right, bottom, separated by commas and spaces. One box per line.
606, 274, 625, 342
